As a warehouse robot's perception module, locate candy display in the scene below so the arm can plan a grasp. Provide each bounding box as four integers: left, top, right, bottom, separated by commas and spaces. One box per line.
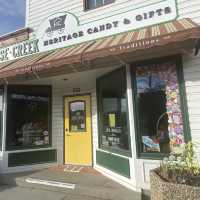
136, 62, 184, 152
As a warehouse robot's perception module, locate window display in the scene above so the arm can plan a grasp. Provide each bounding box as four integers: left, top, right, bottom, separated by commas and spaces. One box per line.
6, 86, 51, 150
133, 62, 184, 154
97, 68, 131, 155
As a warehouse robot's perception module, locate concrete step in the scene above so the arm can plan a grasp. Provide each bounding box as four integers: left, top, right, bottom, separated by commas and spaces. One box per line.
0, 170, 141, 200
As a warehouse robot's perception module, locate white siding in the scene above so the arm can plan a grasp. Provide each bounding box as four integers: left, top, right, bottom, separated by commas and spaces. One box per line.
24, 0, 200, 190
52, 87, 64, 164
183, 54, 200, 155
27, 0, 200, 31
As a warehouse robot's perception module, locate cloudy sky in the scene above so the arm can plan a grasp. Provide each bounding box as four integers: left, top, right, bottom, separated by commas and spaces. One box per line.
0, 0, 26, 36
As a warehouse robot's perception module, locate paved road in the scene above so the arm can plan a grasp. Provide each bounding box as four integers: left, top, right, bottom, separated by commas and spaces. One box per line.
0, 185, 104, 200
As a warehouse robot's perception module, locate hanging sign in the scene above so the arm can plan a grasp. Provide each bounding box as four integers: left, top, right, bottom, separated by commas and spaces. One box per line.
0, 0, 177, 63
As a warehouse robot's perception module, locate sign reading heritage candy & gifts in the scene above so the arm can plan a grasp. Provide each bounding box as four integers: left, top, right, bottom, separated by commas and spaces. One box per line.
0, 0, 177, 63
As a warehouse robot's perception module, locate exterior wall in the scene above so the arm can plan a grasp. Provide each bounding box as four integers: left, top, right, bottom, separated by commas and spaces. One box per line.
26, 0, 200, 32
183, 54, 200, 158
1, 0, 200, 192
50, 67, 138, 190
0, 67, 116, 173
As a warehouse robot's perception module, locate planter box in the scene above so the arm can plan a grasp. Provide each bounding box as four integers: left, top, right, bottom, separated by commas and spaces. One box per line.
150, 169, 200, 200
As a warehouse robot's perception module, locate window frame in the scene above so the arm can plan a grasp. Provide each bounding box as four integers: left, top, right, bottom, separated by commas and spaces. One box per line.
84, 0, 115, 11
96, 67, 132, 157
5, 85, 52, 151
131, 55, 191, 160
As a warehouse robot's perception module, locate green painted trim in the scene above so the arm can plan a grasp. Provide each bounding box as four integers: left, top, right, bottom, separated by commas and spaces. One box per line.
96, 67, 132, 158
8, 149, 57, 167
175, 0, 179, 20
130, 55, 191, 160
176, 56, 191, 141
96, 150, 130, 178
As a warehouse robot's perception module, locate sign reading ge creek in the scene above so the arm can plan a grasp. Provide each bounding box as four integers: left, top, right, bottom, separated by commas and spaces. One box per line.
0, 0, 177, 63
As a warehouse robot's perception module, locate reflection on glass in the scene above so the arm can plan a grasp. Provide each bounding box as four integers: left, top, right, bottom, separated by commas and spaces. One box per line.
98, 68, 130, 153
69, 101, 86, 132
6, 86, 51, 150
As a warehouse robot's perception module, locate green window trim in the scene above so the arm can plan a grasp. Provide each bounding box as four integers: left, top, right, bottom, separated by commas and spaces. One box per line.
96, 150, 130, 178
8, 149, 57, 167
96, 67, 132, 157
131, 55, 191, 159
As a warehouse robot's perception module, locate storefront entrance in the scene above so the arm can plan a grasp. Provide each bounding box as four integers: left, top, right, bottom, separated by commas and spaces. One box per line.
64, 95, 92, 166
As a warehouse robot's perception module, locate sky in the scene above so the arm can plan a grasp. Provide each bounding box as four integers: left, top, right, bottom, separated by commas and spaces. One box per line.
0, 0, 26, 36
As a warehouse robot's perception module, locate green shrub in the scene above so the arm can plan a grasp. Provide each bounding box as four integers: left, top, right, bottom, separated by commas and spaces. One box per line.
159, 141, 200, 186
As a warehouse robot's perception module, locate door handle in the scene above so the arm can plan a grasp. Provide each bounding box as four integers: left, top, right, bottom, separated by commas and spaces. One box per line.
65, 128, 68, 132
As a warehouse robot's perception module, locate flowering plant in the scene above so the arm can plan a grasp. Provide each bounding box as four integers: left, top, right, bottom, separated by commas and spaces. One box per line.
159, 141, 200, 186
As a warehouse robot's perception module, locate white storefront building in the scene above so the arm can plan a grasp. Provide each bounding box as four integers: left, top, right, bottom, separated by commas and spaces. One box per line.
0, 0, 200, 192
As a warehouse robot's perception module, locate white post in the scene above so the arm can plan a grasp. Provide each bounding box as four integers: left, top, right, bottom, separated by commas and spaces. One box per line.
126, 64, 140, 191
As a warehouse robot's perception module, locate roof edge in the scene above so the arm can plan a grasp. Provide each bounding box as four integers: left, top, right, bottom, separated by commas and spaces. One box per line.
0, 27, 32, 41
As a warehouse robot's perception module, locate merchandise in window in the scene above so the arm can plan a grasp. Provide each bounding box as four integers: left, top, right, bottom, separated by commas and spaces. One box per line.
6, 85, 51, 150
85, 0, 114, 10
133, 62, 185, 155
97, 68, 131, 155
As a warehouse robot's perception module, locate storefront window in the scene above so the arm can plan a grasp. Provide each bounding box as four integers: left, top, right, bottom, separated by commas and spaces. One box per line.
6, 85, 51, 150
97, 68, 131, 155
133, 62, 185, 155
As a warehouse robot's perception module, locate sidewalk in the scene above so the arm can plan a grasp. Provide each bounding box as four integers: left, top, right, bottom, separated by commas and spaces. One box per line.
0, 166, 141, 200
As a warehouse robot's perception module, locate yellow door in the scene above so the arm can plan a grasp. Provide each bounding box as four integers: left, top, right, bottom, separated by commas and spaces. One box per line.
64, 95, 92, 166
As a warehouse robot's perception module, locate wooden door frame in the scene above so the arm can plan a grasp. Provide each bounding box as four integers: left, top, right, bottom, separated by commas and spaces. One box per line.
63, 93, 93, 166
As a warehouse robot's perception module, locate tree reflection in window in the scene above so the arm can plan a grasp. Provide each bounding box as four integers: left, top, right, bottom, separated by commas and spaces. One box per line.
69, 101, 86, 132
